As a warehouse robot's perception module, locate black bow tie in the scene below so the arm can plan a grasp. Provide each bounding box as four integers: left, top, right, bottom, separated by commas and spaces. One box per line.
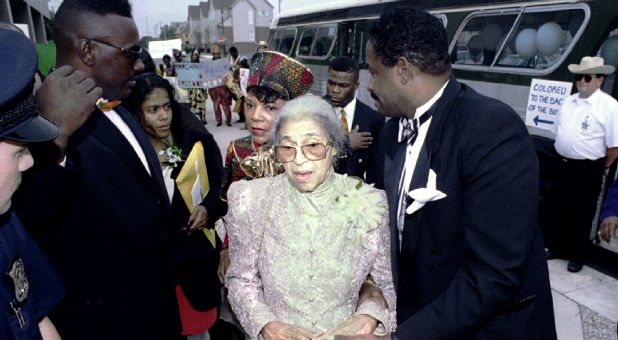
399, 111, 432, 144
399, 117, 416, 143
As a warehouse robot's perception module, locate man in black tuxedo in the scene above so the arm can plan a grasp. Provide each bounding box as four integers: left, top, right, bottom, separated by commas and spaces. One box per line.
326, 56, 384, 184
13, 0, 206, 338
360, 8, 556, 339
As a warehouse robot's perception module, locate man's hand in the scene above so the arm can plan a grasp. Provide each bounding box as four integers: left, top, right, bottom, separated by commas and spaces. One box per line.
349, 125, 373, 150
316, 315, 377, 339
217, 248, 230, 284
599, 216, 618, 242
36, 65, 102, 156
261, 321, 320, 340
186, 205, 208, 234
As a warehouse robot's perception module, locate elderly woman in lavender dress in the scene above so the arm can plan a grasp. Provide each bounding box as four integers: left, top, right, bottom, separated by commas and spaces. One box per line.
224, 94, 395, 340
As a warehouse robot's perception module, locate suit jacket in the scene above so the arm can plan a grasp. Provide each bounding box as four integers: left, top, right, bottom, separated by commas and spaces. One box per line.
335, 99, 384, 184
377, 77, 556, 339
16, 106, 182, 340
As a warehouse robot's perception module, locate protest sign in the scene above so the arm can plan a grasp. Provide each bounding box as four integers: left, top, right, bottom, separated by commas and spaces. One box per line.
525, 78, 572, 130
176, 59, 230, 88
148, 39, 182, 59
239, 68, 250, 97
204, 58, 232, 87
176, 63, 206, 88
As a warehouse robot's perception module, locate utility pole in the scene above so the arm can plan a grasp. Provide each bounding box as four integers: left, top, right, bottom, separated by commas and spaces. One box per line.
220, 8, 224, 39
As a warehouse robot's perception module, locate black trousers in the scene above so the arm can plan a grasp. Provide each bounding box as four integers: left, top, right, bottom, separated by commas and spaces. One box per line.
548, 155, 605, 261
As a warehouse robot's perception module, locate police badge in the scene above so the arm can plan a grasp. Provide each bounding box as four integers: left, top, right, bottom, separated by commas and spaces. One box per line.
5, 256, 29, 328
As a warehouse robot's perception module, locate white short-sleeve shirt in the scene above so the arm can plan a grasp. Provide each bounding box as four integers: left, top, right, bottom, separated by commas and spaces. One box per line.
553, 89, 618, 160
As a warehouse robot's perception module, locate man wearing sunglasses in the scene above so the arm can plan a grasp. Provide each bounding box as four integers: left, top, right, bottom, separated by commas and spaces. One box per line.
550, 56, 618, 273
13, 0, 187, 339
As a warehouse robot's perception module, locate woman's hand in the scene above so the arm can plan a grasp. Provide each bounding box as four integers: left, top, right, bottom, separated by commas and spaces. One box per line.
261, 321, 320, 340
319, 315, 378, 339
187, 205, 208, 234
217, 248, 230, 284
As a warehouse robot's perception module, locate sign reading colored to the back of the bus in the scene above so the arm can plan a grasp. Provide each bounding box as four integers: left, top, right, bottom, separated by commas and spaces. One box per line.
525, 79, 572, 130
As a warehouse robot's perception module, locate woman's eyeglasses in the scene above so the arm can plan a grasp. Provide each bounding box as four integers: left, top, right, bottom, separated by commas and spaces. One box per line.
87, 39, 143, 66
275, 141, 331, 163
575, 74, 599, 83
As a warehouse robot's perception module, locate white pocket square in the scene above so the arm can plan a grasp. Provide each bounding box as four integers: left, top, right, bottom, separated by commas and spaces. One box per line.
406, 169, 446, 215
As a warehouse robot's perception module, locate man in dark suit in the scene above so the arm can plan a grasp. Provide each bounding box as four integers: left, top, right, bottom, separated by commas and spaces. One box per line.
326, 56, 384, 184
357, 8, 556, 339
13, 0, 196, 339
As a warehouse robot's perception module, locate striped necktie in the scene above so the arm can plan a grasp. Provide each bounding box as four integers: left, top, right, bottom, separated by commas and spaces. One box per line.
340, 108, 349, 135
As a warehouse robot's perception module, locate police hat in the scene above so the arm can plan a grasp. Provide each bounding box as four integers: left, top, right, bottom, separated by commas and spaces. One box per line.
0, 28, 60, 143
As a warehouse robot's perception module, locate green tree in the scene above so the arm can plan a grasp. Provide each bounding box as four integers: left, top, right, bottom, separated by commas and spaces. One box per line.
140, 36, 156, 50
160, 25, 176, 40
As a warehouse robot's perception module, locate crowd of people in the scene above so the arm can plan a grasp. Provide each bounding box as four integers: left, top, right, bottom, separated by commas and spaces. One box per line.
1, 0, 617, 339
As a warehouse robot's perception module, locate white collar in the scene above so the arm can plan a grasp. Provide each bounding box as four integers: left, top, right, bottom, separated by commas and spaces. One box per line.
414, 80, 449, 119
574, 88, 601, 105
339, 97, 357, 113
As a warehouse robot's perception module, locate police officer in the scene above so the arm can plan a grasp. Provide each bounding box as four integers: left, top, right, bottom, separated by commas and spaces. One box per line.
0, 28, 65, 339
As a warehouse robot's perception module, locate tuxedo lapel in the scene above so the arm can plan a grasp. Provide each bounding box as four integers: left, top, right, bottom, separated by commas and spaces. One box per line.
397, 77, 461, 292
84, 107, 170, 208
352, 101, 364, 129
115, 106, 171, 208
382, 118, 404, 291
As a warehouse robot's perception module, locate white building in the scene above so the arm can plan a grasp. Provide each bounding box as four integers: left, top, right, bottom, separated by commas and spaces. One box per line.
188, 0, 273, 55
1, 0, 50, 43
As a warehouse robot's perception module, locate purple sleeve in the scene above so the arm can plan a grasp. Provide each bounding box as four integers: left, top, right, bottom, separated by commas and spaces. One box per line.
600, 179, 618, 221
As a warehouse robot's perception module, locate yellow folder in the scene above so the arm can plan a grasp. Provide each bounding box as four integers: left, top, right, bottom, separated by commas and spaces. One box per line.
175, 141, 216, 247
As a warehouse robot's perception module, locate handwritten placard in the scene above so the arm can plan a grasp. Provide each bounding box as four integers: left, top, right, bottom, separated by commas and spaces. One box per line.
148, 39, 182, 59
525, 79, 572, 130
204, 58, 232, 88
176, 63, 206, 88
239, 68, 250, 97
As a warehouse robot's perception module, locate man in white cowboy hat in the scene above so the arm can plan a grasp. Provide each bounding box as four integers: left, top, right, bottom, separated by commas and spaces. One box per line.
257, 40, 268, 52
549, 56, 618, 273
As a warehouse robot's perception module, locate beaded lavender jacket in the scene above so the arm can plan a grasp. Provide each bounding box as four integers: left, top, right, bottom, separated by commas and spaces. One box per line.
225, 173, 396, 339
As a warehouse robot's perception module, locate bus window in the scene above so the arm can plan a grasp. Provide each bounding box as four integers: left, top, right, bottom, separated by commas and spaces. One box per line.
496, 9, 585, 69
452, 14, 518, 66
269, 30, 282, 51
450, 4, 590, 75
311, 25, 336, 57
281, 29, 296, 54
269, 28, 297, 55
597, 27, 618, 95
298, 27, 317, 56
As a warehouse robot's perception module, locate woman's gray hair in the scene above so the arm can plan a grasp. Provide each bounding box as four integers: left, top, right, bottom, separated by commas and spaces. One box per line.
271, 94, 346, 165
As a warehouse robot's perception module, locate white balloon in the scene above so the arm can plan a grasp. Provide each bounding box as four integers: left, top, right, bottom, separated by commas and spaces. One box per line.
600, 35, 618, 67
516, 28, 538, 59
536, 22, 563, 56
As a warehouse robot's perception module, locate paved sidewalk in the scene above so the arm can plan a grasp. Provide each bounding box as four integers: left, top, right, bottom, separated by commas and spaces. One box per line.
550, 258, 617, 340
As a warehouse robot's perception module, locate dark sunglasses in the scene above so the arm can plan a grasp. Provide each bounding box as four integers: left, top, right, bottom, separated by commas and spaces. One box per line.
575, 74, 599, 82
87, 39, 143, 66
